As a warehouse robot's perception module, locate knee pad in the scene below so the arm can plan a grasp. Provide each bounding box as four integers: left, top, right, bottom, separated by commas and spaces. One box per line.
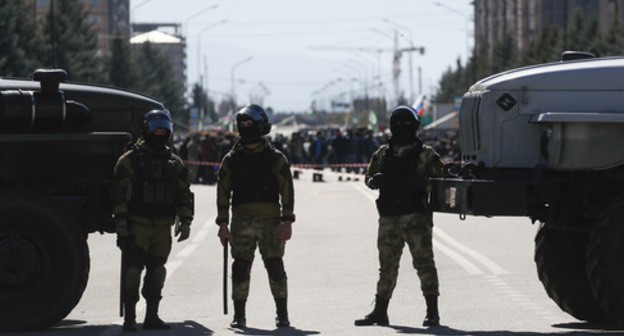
145, 254, 167, 269
146, 264, 167, 284
232, 259, 252, 283
263, 257, 286, 282
142, 264, 166, 302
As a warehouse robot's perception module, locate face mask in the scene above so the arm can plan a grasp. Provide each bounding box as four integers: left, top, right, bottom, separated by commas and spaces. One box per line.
145, 133, 169, 150
239, 125, 262, 144
391, 124, 415, 143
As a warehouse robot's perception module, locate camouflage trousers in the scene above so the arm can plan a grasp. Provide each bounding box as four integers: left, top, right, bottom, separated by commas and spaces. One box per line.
123, 221, 172, 303
230, 217, 287, 300
376, 212, 439, 299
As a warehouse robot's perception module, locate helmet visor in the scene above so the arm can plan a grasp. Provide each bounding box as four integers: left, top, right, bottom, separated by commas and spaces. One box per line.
146, 118, 173, 133
238, 105, 266, 122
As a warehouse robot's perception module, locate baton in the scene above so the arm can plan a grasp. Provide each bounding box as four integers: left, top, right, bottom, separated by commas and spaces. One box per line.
119, 237, 125, 317
223, 241, 228, 315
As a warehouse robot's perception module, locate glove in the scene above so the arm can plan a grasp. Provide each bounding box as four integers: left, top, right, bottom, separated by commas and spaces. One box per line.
116, 219, 129, 238
218, 223, 231, 246
176, 222, 191, 242
368, 173, 386, 190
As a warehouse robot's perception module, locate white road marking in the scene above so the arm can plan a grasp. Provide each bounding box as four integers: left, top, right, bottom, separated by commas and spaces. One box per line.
434, 227, 510, 275
434, 239, 484, 275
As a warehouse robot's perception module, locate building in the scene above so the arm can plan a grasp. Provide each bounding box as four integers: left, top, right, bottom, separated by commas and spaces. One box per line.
30, 2, 187, 93
130, 26, 187, 91
474, 0, 624, 59
32, 0, 130, 57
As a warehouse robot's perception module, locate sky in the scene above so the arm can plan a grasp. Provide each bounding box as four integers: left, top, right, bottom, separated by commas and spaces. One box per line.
131, 0, 474, 113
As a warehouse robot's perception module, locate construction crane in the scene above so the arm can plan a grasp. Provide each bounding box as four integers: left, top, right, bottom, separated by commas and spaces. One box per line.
309, 42, 425, 106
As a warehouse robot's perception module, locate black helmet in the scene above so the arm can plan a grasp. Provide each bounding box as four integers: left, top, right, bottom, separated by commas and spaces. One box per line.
389, 105, 420, 143
235, 104, 272, 143
142, 109, 173, 150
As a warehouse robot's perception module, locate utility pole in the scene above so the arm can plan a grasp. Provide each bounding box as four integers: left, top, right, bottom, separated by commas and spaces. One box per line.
309, 44, 425, 107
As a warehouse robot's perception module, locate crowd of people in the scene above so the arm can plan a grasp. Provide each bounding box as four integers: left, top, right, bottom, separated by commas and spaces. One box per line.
172, 127, 460, 184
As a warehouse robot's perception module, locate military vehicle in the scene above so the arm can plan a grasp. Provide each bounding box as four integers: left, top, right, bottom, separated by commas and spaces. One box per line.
0, 69, 163, 330
431, 53, 624, 324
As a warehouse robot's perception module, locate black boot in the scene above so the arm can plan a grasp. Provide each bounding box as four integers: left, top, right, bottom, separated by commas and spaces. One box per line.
143, 300, 170, 330
230, 300, 247, 328
422, 295, 440, 327
354, 295, 389, 326
123, 303, 137, 332
275, 298, 290, 327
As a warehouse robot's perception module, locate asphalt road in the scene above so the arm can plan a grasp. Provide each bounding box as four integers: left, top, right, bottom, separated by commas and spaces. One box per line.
6, 169, 624, 335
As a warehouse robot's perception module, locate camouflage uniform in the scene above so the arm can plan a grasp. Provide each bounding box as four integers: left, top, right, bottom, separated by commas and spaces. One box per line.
366, 141, 443, 299
111, 138, 194, 307
216, 138, 295, 301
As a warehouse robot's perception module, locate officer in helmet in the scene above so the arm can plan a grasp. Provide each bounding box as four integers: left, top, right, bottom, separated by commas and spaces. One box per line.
355, 105, 443, 328
216, 104, 295, 329
110, 109, 194, 331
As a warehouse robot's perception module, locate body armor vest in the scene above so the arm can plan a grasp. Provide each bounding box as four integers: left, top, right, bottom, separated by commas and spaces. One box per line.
376, 145, 428, 216
129, 149, 178, 217
230, 147, 279, 206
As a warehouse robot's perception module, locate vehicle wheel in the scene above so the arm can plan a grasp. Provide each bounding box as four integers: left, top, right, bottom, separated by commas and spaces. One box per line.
534, 224, 610, 323
0, 195, 89, 331
587, 197, 624, 324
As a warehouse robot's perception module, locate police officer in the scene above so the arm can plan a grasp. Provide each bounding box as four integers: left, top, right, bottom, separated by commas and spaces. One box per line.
216, 104, 295, 329
355, 105, 443, 327
111, 109, 194, 332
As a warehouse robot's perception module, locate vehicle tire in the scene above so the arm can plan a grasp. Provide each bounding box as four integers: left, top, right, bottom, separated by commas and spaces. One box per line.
534, 224, 610, 323
0, 194, 90, 331
586, 197, 624, 324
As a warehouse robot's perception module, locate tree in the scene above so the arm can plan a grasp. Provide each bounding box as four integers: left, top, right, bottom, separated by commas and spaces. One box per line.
108, 33, 140, 90
191, 83, 217, 124
491, 34, 516, 73
519, 26, 563, 66
135, 42, 186, 122
0, 0, 45, 77
43, 0, 104, 83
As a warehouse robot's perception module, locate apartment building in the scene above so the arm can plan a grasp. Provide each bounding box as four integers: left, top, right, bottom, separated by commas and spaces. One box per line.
474, 0, 624, 58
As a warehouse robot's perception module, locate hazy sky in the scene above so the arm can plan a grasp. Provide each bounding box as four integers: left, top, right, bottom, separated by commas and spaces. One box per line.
131, 0, 473, 112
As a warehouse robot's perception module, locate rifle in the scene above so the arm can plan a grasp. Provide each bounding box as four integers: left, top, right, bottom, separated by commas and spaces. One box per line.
223, 242, 228, 315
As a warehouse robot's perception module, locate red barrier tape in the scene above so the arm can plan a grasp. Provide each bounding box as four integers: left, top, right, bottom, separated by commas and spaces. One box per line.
183, 160, 368, 169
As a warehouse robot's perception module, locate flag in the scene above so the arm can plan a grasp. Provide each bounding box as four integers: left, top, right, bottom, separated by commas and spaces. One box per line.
413, 95, 427, 116
368, 110, 378, 130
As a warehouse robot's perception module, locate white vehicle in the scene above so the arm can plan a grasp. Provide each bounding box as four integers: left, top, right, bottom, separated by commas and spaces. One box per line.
432, 52, 624, 324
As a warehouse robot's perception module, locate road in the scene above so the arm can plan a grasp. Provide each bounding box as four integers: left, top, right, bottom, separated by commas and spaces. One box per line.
6, 169, 624, 335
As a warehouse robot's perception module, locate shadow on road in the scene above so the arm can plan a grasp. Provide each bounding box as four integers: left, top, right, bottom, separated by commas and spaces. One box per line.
2, 320, 215, 336
228, 325, 320, 335
386, 324, 624, 335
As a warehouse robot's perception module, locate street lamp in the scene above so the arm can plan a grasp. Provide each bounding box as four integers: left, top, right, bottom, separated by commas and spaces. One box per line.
131, 0, 158, 23
196, 19, 228, 85
183, 4, 219, 35
230, 56, 253, 104
383, 18, 416, 102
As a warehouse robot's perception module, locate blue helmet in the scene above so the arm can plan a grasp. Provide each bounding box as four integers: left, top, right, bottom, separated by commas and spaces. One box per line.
142, 109, 173, 149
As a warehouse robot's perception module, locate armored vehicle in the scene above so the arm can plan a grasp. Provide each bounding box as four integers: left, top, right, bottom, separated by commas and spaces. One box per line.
0, 69, 163, 330
432, 54, 624, 324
